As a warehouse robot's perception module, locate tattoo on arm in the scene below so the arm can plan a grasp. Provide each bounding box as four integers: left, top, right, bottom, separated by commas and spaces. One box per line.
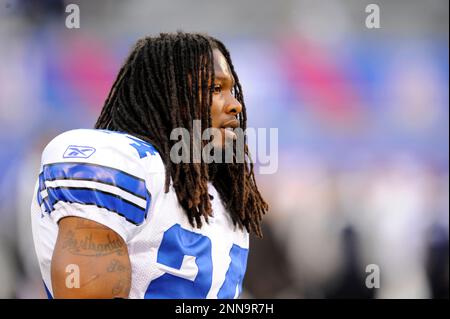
107, 259, 130, 273
61, 230, 126, 257
52, 217, 132, 298
112, 279, 127, 295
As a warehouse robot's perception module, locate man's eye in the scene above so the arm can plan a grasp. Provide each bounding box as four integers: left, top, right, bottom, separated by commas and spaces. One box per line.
213, 84, 222, 94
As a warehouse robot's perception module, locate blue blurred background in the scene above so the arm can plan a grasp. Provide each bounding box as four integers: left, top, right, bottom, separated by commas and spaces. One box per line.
0, 0, 448, 298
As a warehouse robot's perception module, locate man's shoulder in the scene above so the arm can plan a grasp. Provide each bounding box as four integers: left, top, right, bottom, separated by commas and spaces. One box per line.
44, 129, 147, 151
41, 129, 164, 174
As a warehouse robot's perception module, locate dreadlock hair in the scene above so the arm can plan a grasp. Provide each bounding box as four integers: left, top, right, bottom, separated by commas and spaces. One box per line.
95, 32, 268, 237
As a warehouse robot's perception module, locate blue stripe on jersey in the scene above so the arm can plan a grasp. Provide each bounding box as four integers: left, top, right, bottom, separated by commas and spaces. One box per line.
37, 174, 53, 212
37, 190, 52, 212
46, 187, 146, 225
38, 172, 45, 191
43, 198, 53, 212
37, 188, 43, 205
37, 173, 44, 206
42, 162, 147, 199
43, 281, 53, 299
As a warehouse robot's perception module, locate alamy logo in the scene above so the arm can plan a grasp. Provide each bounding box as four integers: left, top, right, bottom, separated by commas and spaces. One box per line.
65, 4, 80, 29
63, 145, 96, 159
365, 264, 380, 289
365, 4, 381, 29
65, 264, 80, 289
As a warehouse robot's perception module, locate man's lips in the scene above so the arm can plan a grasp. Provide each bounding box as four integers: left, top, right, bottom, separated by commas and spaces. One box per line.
221, 118, 240, 129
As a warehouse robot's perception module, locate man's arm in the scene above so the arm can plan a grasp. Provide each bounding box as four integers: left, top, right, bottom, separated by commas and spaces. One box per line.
51, 216, 131, 298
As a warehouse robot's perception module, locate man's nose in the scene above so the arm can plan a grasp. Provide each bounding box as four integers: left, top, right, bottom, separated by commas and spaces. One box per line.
224, 96, 242, 116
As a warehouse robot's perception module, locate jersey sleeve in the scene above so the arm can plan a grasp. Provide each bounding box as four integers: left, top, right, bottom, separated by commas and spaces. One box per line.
36, 129, 152, 242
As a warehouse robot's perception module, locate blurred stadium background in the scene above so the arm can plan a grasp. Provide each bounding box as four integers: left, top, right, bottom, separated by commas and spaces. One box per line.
0, 0, 448, 298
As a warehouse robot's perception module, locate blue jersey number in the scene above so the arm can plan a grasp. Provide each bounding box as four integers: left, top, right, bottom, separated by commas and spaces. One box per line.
145, 224, 248, 299
218, 244, 249, 298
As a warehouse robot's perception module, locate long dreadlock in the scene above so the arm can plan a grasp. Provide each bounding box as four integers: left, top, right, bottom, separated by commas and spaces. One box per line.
95, 32, 268, 237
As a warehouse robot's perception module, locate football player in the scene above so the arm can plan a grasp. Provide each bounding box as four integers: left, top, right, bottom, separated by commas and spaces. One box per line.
31, 32, 268, 299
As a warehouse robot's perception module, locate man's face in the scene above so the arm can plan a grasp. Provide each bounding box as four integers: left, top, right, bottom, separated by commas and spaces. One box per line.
209, 49, 242, 148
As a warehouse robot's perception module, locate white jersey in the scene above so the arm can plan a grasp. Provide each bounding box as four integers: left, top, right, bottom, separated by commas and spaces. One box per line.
31, 129, 249, 299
